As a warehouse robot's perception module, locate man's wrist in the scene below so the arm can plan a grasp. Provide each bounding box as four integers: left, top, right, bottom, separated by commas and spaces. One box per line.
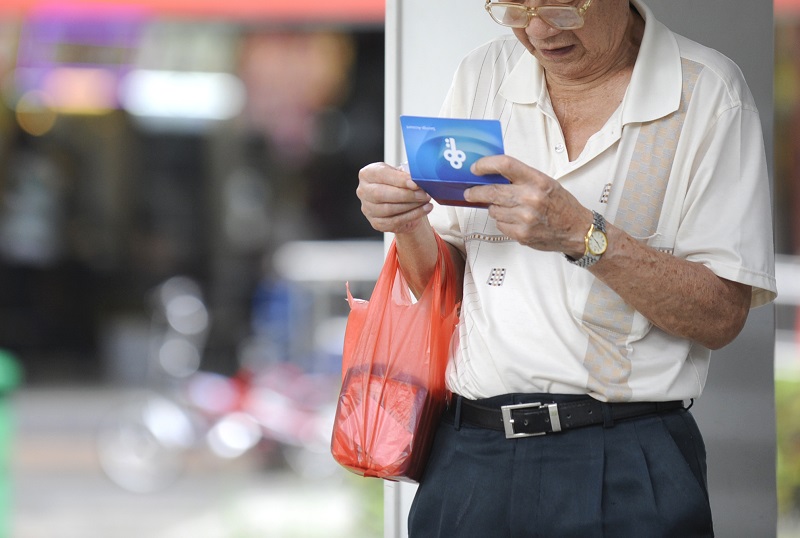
565, 211, 608, 268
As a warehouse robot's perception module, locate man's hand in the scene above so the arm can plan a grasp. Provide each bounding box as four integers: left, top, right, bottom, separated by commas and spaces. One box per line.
357, 162, 432, 235
464, 155, 591, 258
357, 162, 446, 297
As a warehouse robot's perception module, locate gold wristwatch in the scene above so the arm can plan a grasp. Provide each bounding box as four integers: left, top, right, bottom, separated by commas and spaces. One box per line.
565, 210, 607, 268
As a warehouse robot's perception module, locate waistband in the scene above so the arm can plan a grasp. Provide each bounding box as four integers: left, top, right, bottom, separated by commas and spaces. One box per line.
445, 393, 687, 439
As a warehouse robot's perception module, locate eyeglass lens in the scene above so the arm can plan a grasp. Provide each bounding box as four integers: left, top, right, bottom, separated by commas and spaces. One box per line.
536, 6, 583, 28
489, 5, 583, 30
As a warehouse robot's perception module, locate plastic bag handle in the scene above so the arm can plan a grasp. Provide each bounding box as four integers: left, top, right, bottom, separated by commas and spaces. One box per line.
384, 231, 457, 309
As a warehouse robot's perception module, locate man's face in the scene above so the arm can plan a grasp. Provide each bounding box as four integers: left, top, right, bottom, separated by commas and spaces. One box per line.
511, 0, 636, 82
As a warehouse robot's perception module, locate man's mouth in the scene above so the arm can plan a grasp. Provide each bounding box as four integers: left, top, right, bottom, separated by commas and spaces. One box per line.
538, 45, 575, 57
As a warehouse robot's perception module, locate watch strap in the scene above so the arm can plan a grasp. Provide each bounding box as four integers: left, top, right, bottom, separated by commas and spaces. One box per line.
565, 211, 606, 268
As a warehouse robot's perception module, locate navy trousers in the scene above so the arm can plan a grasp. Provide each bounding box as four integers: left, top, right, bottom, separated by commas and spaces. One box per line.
408, 394, 714, 538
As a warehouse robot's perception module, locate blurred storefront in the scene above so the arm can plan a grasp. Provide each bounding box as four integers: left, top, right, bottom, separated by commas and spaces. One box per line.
776, 0, 800, 256
0, 1, 385, 384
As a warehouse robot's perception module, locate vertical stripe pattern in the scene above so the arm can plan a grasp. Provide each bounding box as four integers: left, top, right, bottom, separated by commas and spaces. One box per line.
581, 59, 704, 400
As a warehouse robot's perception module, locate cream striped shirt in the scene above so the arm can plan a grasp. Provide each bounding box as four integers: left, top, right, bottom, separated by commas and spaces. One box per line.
428, 0, 776, 401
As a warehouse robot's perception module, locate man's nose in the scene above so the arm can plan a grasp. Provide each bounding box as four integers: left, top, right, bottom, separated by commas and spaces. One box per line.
526, 16, 562, 39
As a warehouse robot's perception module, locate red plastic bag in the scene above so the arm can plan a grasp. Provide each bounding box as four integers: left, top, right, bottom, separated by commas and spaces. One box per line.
331, 232, 459, 482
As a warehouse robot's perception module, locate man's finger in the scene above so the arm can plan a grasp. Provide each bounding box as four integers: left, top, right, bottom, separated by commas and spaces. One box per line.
358, 165, 430, 205
359, 162, 422, 191
470, 154, 548, 185
367, 199, 432, 218
463, 183, 515, 206
368, 202, 433, 233
366, 183, 430, 204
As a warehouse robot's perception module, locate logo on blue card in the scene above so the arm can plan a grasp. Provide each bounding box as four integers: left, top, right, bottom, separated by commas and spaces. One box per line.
400, 116, 508, 207
443, 138, 467, 169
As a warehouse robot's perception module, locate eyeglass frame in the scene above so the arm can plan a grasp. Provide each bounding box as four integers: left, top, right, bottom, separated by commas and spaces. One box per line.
484, 0, 594, 30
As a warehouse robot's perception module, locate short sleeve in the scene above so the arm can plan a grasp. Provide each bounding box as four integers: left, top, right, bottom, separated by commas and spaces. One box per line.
674, 104, 777, 308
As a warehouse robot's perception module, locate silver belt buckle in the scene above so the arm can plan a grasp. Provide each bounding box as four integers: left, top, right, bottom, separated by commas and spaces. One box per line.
500, 402, 562, 439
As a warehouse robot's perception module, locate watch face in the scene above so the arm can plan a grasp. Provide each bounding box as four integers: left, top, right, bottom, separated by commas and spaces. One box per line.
588, 230, 607, 256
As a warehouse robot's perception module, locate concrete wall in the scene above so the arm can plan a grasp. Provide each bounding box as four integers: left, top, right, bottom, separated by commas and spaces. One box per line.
383, 1, 776, 536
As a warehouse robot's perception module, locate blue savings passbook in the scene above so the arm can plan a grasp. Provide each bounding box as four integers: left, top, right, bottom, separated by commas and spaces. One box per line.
400, 115, 508, 208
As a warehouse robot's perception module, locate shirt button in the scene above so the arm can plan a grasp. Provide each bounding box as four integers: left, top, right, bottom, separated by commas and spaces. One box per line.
555, 143, 565, 153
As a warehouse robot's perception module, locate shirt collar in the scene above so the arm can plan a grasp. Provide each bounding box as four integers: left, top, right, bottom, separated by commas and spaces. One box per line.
499, 0, 682, 125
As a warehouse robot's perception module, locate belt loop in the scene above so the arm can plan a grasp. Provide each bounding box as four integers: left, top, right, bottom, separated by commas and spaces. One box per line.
601, 402, 615, 428
454, 395, 463, 431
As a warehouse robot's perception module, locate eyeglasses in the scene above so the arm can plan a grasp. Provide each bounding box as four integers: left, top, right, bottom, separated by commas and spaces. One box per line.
484, 0, 593, 30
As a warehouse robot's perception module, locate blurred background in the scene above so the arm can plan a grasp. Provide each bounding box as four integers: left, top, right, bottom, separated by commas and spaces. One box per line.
0, 0, 386, 536
0, 0, 799, 537
776, 1, 800, 535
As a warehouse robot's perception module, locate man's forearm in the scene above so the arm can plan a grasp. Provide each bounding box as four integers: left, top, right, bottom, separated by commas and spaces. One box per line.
591, 224, 751, 350
395, 220, 466, 300
395, 220, 441, 298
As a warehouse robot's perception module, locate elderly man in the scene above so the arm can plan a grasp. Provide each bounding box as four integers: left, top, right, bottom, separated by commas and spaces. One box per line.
357, 0, 777, 535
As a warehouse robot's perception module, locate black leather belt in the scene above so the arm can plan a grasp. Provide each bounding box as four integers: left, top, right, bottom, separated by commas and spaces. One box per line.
446, 395, 685, 439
